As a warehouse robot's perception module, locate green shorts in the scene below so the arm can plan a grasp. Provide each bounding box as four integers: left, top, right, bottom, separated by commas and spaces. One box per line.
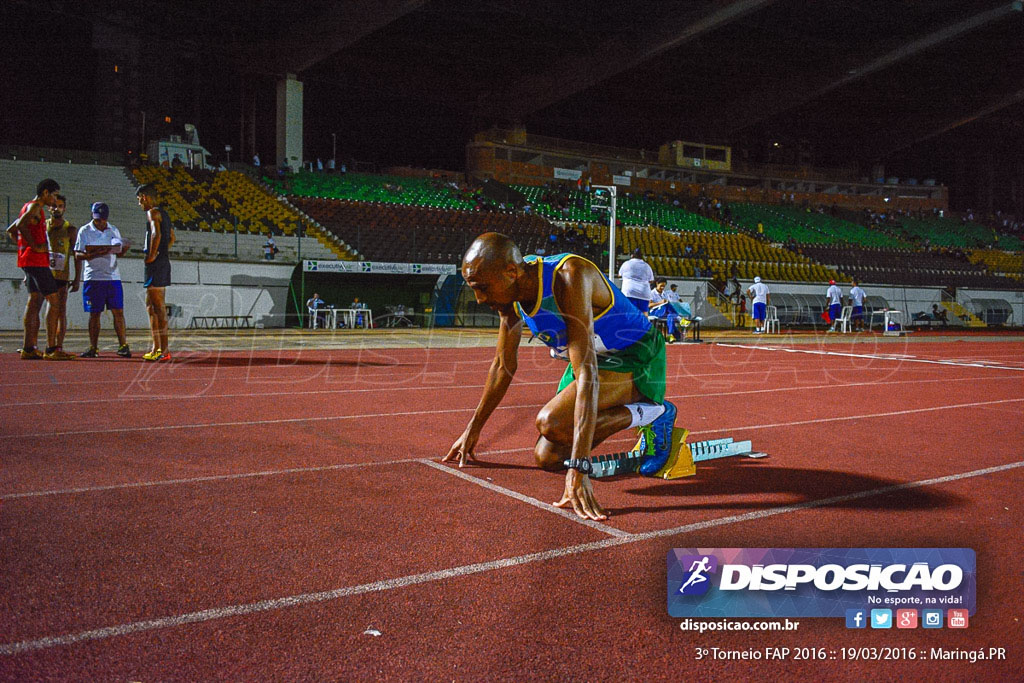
555, 325, 666, 403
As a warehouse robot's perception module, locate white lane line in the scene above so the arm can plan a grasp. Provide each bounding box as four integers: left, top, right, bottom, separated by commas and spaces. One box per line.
419, 459, 629, 538
1, 348, 984, 389
0, 459, 420, 500
721, 343, 1024, 371
2, 459, 1020, 656
4, 373, 1020, 441
1, 365, 1015, 410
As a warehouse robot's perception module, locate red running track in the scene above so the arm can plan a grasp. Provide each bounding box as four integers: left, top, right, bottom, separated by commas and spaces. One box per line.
1, 339, 1022, 680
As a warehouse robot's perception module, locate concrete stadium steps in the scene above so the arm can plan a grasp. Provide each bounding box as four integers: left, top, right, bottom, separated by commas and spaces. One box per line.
0, 159, 142, 241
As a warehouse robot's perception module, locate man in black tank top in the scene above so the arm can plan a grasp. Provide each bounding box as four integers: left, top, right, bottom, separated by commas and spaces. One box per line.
136, 184, 175, 361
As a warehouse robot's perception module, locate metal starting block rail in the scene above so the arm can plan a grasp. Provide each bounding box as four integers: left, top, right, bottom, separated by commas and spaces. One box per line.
565, 430, 767, 480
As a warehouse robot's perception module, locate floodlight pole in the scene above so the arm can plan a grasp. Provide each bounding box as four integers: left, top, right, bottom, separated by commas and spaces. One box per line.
593, 184, 617, 281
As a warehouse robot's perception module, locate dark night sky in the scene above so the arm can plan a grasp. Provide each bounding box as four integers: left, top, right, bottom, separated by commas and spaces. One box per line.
2, 1, 1022, 212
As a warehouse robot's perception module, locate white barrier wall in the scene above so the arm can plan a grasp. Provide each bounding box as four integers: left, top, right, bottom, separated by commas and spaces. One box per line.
1, 256, 295, 330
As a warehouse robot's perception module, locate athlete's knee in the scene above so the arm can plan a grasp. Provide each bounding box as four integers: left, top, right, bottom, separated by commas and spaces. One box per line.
535, 406, 571, 444
533, 437, 565, 471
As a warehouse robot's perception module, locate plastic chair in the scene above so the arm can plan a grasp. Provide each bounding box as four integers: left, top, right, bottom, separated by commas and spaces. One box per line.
764, 305, 780, 334
835, 305, 853, 333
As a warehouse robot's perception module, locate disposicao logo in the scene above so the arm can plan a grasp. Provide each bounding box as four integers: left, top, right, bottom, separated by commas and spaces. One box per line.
675, 555, 718, 596
667, 548, 975, 618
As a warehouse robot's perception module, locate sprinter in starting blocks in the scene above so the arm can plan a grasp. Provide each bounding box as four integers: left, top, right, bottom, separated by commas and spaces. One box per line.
564, 426, 767, 480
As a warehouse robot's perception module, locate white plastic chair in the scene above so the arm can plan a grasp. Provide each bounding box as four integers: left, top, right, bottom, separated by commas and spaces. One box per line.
764, 305, 780, 334
836, 305, 853, 333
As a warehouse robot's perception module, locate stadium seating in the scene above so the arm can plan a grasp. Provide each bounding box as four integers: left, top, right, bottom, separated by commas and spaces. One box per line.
132, 166, 352, 260
797, 244, 1015, 288
288, 197, 572, 263
614, 225, 843, 283
267, 171, 481, 210
968, 249, 1024, 280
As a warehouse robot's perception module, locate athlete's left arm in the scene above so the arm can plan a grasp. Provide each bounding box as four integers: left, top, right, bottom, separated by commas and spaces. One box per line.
551, 259, 607, 520
145, 209, 162, 264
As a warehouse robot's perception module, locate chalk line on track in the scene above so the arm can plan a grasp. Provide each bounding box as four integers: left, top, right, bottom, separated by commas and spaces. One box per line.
2, 459, 1021, 656
3, 394, 1021, 442
720, 343, 1024, 371
1, 367, 1015, 409
419, 460, 628, 538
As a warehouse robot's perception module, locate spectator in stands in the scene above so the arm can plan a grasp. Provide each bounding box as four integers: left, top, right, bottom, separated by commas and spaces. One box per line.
618, 247, 655, 313
737, 295, 747, 329
74, 202, 131, 358
747, 276, 770, 334
932, 304, 949, 326
252, 153, 260, 168
825, 279, 843, 332
138, 184, 175, 361
46, 194, 81, 356
306, 292, 326, 328
849, 280, 866, 332
5, 179, 68, 360
263, 235, 277, 260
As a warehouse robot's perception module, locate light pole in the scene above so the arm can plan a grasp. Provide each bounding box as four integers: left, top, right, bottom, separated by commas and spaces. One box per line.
225, 144, 232, 165
331, 133, 337, 170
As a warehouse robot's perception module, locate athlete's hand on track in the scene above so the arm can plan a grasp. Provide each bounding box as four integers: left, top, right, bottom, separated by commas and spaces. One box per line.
443, 429, 480, 468
554, 469, 607, 520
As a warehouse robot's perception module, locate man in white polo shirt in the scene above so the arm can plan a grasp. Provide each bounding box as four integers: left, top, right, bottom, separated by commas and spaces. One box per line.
74, 202, 132, 358
618, 248, 654, 313
849, 280, 867, 332
825, 278, 843, 332
747, 276, 770, 334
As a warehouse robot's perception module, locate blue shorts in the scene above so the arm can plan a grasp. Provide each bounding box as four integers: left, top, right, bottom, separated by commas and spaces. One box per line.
753, 302, 766, 320
829, 303, 842, 321
83, 280, 124, 312
627, 296, 649, 313
852, 306, 864, 320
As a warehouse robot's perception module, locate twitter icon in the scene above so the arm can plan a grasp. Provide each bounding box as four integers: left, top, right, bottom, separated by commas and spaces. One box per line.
871, 609, 893, 629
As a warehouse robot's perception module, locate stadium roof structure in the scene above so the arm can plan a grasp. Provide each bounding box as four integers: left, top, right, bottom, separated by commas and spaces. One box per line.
4, 0, 1024, 182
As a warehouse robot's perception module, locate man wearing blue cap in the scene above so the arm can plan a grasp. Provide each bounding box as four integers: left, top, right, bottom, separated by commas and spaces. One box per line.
73, 202, 132, 358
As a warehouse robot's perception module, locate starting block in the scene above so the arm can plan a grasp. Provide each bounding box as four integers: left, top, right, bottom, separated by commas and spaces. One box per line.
565, 428, 767, 480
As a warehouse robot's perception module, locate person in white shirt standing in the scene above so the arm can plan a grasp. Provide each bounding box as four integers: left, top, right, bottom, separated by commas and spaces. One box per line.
747, 276, 770, 333
825, 279, 843, 332
74, 202, 131, 358
849, 280, 867, 332
618, 248, 654, 313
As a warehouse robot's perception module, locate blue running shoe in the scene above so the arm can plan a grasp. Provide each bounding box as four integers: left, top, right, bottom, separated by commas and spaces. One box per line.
639, 400, 677, 476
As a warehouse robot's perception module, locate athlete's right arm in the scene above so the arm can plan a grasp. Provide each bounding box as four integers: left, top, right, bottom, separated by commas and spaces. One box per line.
443, 307, 523, 467
6, 204, 45, 250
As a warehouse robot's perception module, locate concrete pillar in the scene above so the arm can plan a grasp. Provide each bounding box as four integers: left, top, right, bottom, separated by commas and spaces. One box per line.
276, 73, 303, 170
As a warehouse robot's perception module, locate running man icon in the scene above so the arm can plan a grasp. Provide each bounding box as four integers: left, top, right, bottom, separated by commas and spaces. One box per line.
678, 556, 713, 594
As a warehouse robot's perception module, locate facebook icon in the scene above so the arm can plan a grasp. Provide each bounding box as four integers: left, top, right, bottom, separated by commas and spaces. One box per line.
846, 609, 867, 629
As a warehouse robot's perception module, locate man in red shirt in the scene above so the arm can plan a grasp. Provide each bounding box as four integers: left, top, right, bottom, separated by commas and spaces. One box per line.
5, 179, 70, 360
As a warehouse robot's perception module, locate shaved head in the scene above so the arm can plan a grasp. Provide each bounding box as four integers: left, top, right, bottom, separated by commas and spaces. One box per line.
463, 232, 523, 273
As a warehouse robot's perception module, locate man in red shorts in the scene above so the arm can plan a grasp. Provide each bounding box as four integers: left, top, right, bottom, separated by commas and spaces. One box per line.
5, 179, 72, 360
